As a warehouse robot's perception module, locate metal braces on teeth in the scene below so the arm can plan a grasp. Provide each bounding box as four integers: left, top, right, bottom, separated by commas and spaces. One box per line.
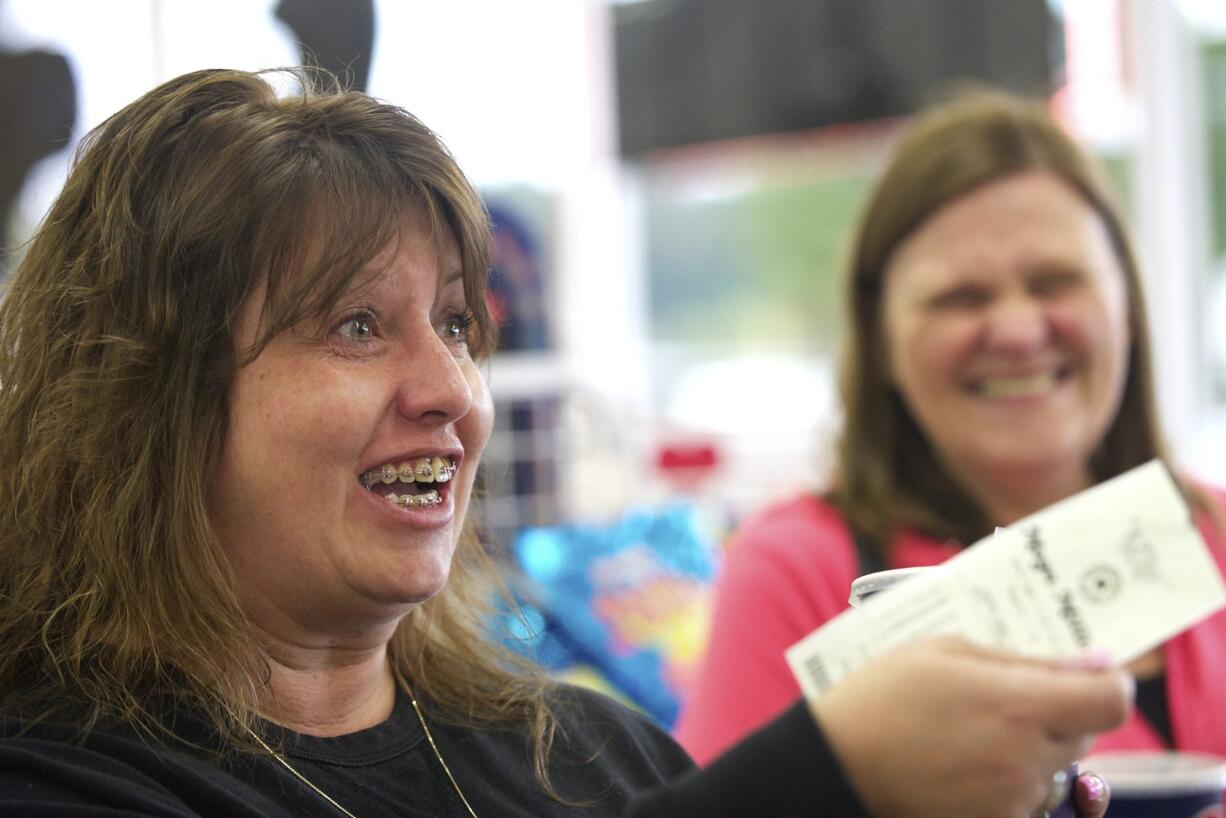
361, 457, 457, 488
387, 490, 442, 508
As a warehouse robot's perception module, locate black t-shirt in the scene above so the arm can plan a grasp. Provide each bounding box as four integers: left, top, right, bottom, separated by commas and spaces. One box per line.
0, 686, 867, 817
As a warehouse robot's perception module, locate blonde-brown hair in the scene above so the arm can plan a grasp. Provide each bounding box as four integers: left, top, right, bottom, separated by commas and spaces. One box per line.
830, 89, 1198, 547
0, 68, 561, 783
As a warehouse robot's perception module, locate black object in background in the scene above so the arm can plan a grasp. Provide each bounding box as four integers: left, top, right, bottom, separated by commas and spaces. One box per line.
0, 47, 76, 272
275, 0, 376, 92
487, 203, 551, 354
613, 0, 1055, 156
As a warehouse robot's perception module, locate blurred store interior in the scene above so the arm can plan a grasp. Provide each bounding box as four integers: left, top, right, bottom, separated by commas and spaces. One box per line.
4, 0, 1226, 725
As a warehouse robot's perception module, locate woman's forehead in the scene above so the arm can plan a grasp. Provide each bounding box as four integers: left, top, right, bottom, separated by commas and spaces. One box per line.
352, 211, 464, 285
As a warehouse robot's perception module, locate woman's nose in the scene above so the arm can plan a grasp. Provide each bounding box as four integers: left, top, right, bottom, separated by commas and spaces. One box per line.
983, 295, 1049, 354
393, 330, 474, 423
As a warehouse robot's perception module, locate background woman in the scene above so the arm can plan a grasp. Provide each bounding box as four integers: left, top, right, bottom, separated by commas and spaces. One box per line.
676, 90, 1226, 766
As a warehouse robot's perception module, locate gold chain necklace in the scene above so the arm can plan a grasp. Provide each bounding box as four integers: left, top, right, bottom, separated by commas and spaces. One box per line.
244, 679, 479, 818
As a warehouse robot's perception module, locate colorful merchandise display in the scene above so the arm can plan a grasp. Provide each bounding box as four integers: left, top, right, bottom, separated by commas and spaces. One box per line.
506, 504, 719, 727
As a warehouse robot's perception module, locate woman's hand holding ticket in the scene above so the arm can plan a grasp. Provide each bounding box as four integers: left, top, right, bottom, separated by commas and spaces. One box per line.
810, 637, 1132, 818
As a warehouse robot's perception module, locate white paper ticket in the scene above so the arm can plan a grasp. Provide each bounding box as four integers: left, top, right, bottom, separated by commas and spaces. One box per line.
785, 460, 1226, 701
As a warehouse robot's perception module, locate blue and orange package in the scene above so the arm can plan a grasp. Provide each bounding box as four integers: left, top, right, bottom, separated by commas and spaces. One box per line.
509, 503, 719, 727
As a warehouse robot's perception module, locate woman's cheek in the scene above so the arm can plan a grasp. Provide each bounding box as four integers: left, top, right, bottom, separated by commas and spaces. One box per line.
1046, 296, 1122, 358
906, 313, 986, 384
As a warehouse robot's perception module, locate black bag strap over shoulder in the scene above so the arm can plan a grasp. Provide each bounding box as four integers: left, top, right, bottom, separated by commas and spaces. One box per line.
849, 521, 887, 578
822, 493, 887, 579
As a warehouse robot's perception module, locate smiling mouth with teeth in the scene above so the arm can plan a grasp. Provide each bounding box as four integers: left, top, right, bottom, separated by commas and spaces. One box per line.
360, 456, 457, 509
973, 370, 1065, 399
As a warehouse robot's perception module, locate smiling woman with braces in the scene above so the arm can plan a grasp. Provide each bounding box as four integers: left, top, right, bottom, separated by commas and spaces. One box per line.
0, 69, 1131, 818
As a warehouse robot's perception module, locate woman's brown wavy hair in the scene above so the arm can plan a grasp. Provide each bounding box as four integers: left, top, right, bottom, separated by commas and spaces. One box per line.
830, 89, 1210, 548
0, 68, 563, 785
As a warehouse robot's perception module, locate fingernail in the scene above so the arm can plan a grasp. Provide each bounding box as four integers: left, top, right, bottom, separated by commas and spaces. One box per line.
1080, 773, 1108, 803
1064, 649, 1114, 670
1122, 671, 1136, 701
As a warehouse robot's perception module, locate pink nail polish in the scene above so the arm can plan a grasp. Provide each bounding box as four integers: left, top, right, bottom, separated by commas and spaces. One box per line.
1064, 649, 1114, 670
1081, 773, 1107, 802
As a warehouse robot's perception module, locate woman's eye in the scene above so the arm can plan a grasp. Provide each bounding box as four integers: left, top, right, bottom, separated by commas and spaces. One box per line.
442, 312, 474, 344
929, 286, 989, 310
1030, 270, 1082, 297
336, 314, 375, 341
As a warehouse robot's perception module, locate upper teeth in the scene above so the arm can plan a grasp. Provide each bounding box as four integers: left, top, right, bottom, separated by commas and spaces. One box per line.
361, 457, 456, 488
976, 372, 1057, 398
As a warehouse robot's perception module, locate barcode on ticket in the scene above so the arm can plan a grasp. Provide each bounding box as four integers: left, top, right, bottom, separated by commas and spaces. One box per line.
802, 653, 831, 694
